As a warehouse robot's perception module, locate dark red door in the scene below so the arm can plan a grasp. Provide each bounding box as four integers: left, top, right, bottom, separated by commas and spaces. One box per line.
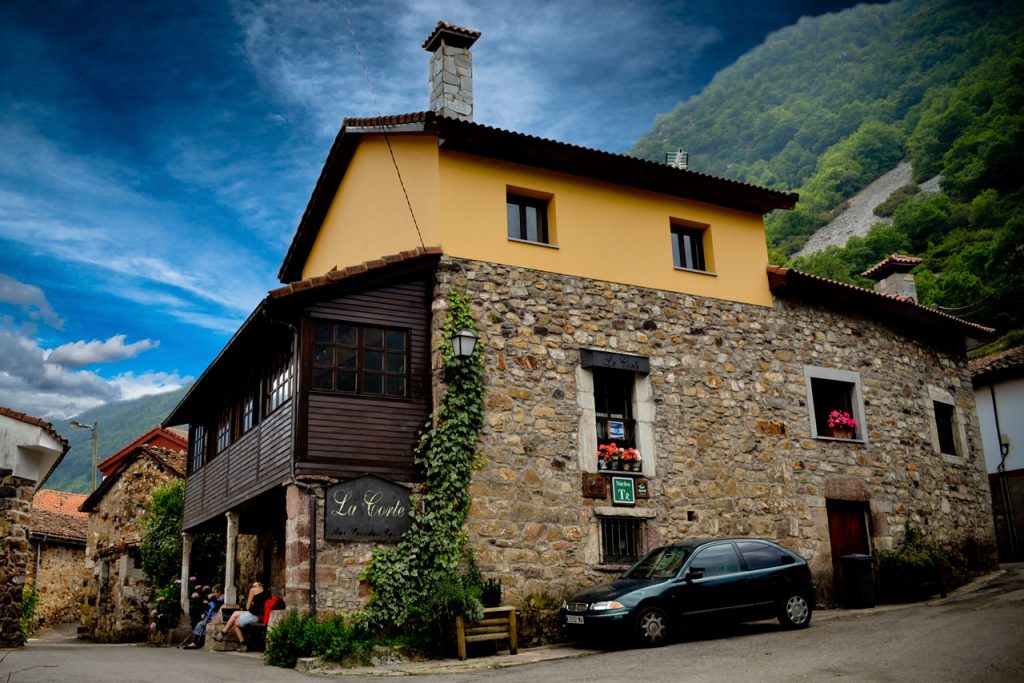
827, 499, 870, 596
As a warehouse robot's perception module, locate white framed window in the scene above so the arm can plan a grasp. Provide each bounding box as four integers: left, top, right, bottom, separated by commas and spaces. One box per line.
804, 365, 867, 441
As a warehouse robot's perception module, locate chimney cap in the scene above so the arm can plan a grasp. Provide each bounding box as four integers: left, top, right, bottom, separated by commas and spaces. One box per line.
861, 253, 923, 280
422, 21, 481, 52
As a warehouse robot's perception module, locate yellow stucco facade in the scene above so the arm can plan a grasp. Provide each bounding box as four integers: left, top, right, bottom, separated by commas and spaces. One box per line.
302, 133, 774, 307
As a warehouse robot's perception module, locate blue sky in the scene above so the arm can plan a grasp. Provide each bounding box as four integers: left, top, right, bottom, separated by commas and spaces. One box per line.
0, 0, 866, 419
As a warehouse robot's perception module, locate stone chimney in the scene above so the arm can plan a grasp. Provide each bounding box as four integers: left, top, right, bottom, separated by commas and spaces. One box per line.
861, 254, 924, 301
422, 21, 481, 121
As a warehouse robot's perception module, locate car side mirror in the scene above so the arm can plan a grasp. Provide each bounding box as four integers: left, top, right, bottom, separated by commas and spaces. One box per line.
684, 567, 704, 582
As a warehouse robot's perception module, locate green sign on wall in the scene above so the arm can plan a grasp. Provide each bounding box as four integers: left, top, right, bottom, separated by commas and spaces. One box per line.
611, 477, 635, 505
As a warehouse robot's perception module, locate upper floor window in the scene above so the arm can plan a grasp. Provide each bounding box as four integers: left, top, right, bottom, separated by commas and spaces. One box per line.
215, 409, 231, 454
313, 320, 408, 398
268, 355, 293, 413
239, 388, 257, 435
188, 425, 206, 473
671, 223, 708, 272
804, 365, 866, 441
507, 192, 550, 245
927, 386, 964, 459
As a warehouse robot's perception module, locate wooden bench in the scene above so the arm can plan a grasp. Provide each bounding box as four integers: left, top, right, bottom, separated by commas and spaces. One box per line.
455, 606, 518, 661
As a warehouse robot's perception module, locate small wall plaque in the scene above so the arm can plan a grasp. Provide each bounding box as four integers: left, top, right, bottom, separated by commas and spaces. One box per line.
635, 479, 650, 498
582, 473, 607, 498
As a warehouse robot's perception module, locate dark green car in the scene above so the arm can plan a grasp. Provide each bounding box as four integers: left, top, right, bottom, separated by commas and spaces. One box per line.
561, 538, 817, 647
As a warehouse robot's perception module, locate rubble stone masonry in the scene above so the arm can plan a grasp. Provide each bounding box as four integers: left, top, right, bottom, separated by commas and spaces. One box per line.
0, 470, 33, 646
432, 257, 995, 605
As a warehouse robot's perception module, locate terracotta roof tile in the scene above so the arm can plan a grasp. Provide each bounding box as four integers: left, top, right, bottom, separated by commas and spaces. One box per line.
422, 22, 481, 51
0, 406, 69, 451
767, 265, 996, 340
32, 490, 88, 542
33, 489, 88, 518
861, 253, 925, 280
970, 346, 1024, 384
268, 246, 442, 301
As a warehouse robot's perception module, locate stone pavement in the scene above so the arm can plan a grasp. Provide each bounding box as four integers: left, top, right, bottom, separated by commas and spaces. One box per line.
295, 568, 1008, 677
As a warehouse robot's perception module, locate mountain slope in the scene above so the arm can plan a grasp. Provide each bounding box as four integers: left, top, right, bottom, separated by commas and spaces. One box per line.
43, 387, 189, 494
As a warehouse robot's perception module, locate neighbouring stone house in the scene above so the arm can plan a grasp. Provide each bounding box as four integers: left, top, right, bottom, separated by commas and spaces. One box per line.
163, 21, 998, 620
96, 426, 187, 479
28, 490, 88, 629
0, 406, 68, 646
78, 445, 185, 642
972, 346, 1024, 561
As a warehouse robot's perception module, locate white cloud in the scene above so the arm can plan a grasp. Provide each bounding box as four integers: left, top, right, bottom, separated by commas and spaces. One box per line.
46, 335, 159, 368
0, 273, 63, 329
108, 371, 192, 401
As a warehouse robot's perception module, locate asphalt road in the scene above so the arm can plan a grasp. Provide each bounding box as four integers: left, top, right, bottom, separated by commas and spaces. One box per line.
2, 565, 1022, 682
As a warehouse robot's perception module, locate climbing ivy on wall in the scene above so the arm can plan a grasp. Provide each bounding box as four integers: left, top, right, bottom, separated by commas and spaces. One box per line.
361, 290, 485, 628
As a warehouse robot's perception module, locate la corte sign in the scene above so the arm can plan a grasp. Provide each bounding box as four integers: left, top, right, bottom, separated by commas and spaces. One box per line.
324, 474, 412, 542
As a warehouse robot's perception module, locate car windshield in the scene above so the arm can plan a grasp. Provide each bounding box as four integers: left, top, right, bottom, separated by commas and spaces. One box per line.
623, 546, 690, 580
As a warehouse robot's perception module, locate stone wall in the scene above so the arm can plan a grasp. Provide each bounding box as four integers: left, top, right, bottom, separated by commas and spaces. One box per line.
0, 470, 33, 646
431, 256, 995, 605
81, 456, 181, 641
26, 541, 87, 628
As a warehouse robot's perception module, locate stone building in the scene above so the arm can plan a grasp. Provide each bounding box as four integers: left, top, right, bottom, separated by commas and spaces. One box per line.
28, 490, 88, 629
164, 21, 997, 621
0, 406, 68, 647
79, 445, 185, 642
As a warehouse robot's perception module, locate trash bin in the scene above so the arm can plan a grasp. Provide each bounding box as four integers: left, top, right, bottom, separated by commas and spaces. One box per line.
839, 554, 876, 608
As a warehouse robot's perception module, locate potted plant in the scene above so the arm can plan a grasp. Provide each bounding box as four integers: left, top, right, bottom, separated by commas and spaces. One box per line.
827, 410, 857, 439
622, 447, 641, 472
598, 443, 617, 470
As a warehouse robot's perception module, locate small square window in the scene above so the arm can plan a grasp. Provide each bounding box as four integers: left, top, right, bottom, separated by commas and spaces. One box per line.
804, 366, 866, 441
933, 400, 959, 456
507, 193, 550, 244
671, 225, 707, 272
599, 517, 646, 565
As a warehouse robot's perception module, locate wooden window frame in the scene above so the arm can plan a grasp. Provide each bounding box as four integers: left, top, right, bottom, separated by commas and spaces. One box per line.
188, 425, 206, 474
593, 367, 636, 450
267, 355, 294, 414
507, 192, 551, 245
311, 320, 410, 400
671, 224, 708, 273
215, 409, 231, 454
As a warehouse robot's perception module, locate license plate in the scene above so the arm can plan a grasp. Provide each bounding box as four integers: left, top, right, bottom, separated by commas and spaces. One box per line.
566, 615, 584, 625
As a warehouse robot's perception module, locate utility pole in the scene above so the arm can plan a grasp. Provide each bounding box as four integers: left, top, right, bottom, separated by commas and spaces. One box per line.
70, 420, 100, 490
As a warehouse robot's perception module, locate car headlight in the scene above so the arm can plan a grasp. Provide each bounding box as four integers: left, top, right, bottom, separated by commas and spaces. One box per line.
590, 601, 625, 611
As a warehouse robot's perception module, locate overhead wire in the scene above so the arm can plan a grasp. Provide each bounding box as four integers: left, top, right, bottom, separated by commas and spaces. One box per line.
340, 0, 426, 251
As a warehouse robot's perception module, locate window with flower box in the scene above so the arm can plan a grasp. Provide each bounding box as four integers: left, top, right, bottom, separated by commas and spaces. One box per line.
804, 365, 866, 441
312, 320, 408, 398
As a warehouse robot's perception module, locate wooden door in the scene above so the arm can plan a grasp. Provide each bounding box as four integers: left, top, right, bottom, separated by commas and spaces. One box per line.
827, 499, 870, 596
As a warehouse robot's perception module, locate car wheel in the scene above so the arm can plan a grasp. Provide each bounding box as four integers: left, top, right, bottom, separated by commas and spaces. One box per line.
778, 593, 812, 629
634, 606, 670, 647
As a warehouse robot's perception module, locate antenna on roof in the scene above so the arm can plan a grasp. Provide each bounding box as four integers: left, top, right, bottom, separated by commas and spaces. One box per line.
666, 149, 689, 169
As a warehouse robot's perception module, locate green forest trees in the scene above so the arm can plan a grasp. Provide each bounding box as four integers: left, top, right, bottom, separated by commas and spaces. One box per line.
633, 0, 1023, 345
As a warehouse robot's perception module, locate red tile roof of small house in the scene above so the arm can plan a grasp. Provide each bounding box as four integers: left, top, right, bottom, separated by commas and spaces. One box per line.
79, 445, 185, 513
96, 425, 188, 477
766, 265, 996, 345
861, 253, 924, 280
278, 111, 799, 282
31, 490, 88, 543
970, 346, 1024, 386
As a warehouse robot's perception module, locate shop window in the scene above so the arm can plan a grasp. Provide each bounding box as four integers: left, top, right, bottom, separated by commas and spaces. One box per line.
804, 366, 866, 441
312, 320, 408, 398
594, 367, 636, 450
507, 192, 550, 245
188, 425, 206, 474
267, 354, 293, 413
600, 517, 646, 565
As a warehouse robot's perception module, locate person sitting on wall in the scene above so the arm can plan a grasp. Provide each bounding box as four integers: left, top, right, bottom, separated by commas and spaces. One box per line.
213, 579, 270, 652
182, 584, 223, 650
